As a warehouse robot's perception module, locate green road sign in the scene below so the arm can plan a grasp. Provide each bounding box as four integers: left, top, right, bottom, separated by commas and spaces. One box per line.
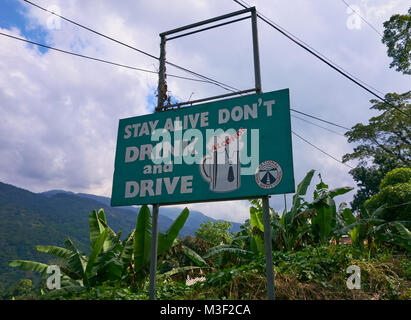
111, 89, 295, 206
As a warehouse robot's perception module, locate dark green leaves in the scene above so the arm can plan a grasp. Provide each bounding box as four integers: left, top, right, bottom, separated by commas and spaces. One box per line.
133, 205, 152, 271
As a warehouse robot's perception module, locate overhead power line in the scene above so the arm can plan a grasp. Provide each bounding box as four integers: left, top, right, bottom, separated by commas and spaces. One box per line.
290, 107, 351, 131
13, 0, 392, 169
22, 0, 241, 93
24, 0, 407, 118
0, 31, 214, 84
1, 39, 354, 171
0, 32, 354, 135
233, 0, 410, 118
340, 0, 383, 37
292, 130, 354, 169
1, 35, 354, 170
291, 115, 346, 136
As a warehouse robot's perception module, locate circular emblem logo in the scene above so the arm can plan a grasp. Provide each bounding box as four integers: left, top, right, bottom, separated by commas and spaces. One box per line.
255, 161, 282, 189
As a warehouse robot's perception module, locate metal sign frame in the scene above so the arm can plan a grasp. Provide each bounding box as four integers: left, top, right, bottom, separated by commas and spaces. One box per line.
149, 6, 275, 300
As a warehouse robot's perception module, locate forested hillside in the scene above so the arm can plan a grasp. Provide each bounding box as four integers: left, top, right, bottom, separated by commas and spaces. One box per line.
0, 181, 240, 295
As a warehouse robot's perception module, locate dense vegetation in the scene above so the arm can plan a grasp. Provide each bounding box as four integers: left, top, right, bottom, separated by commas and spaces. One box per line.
0, 182, 239, 296
5, 168, 410, 300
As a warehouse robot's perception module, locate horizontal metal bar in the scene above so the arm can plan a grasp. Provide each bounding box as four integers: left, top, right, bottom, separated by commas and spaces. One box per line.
158, 88, 257, 110
160, 7, 254, 36
166, 16, 251, 41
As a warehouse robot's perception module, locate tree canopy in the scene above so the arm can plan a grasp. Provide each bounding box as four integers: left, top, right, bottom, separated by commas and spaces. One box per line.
343, 92, 411, 210
343, 91, 411, 167
382, 7, 411, 75
365, 168, 411, 221
194, 221, 232, 246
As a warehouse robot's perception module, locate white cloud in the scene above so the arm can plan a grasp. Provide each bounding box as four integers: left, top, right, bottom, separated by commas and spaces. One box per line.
0, 0, 408, 222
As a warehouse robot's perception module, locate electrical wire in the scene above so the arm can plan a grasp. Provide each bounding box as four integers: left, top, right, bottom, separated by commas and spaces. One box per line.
1, 32, 358, 169
291, 115, 346, 136
233, 0, 410, 118
292, 130, 354, 169
2, 27, 355, 135
2, 28, 356, 169
22, 0, 241, 93
23, 0, 405, 119
0, 31, 215, 84
235, 0, 385, 96
290, 107, 351, 131
9, 1, 389, 169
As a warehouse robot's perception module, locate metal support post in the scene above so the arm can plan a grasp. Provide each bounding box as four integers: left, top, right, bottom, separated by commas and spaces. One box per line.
252, 10, 275, 299
149, 204, 160, 300
284, 193, 287, 213
262, 196, 275, 300
155, 35, 167, 112
149, 35, 167, 300
251, 7, 262, 94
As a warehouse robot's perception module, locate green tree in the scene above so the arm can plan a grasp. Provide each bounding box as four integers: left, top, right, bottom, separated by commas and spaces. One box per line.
343, 91, 411, 210
382, 7, 411, 75
195, 221, 232, 246
365, 168, 411, 221
2, 279, 35, 300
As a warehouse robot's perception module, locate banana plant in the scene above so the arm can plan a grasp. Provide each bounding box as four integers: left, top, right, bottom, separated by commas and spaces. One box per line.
340, 203, 411, 251
275, 169, 316, 251
309, 176, 353, 244
131, 205, 190, 276
10, 206, 191, 290
9, 209, 119, 289
249, 200, 265, 255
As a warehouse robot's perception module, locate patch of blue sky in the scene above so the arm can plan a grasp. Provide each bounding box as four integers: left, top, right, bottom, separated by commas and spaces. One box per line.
0, 0, 49, 53
145, 89, 181, 113
146, 90, 157, 113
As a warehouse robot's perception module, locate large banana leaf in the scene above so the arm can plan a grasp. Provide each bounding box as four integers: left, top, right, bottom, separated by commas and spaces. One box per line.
133, 205, 152, 271
9, 260, 49, 277
158, 207, 189, 255
249, 206, 264, 254
250, 206, 264, 232
328, 187, 354, 199
97, 208, 107, 225
204, 244, 253, 258
35, 245, 74, 261
64, 238, 87, 277
281, 170, 315, 228
84, 229, 109, 286
89, 210, 106, 249
291, 169, 315, 214
93, 253, 123, 282
89, 210, 115, 253
341, 208, 356, 225
96, 209, 119, 247
182, 246, 208, 266
119, 231, 134, 269
311, 197, 337, 243
391, 222, 411, 252
160, 266, 204, 278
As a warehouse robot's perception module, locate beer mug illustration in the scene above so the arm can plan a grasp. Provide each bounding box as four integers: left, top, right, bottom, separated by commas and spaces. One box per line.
200, 134, 241, 192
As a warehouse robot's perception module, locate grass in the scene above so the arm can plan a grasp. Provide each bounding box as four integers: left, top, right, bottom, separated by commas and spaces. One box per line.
18, 245, 411, 300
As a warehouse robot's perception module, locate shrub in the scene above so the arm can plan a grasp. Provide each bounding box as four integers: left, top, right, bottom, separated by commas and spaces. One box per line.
365, 168, 411, 221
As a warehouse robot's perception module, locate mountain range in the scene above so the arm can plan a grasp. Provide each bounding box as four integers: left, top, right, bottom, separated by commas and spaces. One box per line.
0, 181, 242, 295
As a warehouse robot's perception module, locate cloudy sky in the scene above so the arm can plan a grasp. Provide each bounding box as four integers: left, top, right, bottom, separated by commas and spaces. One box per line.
0, 0, 409, 222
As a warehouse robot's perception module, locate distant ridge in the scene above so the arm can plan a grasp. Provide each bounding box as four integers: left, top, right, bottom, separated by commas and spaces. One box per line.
0, 181, 242, 293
